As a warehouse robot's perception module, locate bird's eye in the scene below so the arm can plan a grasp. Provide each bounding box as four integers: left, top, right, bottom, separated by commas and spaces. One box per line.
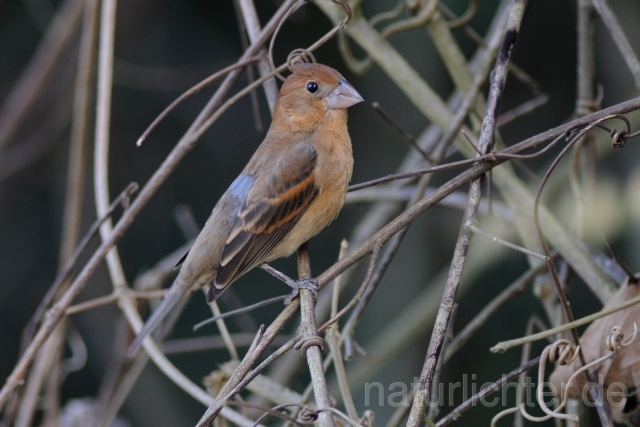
306, 82, 319, 93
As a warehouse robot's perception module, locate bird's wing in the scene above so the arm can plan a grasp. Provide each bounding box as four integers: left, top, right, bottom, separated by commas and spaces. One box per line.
208, 142, 319, 301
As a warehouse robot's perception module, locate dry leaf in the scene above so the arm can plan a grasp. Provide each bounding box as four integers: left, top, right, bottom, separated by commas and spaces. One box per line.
549, 280, 640, 422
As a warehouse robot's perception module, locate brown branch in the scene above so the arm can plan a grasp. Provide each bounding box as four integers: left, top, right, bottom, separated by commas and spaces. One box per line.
0, 0, 83, 151
295, 244, 334, 427
435, 357, 542, 426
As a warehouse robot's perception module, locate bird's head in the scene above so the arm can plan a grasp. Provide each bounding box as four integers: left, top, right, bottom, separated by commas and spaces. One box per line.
274, 63, 363, 132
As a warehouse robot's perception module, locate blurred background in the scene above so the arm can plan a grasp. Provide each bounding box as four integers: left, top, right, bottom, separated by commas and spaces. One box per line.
2, 0, 640, 425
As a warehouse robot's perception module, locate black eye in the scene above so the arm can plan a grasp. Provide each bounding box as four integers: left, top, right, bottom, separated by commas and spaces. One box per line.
306, 82, 318, 93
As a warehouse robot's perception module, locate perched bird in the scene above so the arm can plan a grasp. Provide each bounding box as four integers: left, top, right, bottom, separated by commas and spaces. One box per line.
128, 63, 362, 357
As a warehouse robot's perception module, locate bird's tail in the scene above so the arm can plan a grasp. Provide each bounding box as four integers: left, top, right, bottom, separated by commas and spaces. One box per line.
127, 278, 191, 358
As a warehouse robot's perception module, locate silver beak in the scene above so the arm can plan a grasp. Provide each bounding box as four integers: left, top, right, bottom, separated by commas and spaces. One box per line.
325, 78, 364, 110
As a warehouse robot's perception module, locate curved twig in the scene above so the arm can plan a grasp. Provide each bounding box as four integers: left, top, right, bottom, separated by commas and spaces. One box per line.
443, 0, 478, 30
532, 114, 636, 349
135, 56, 262, 146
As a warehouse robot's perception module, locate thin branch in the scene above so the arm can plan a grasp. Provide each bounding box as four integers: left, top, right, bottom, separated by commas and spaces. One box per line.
590, 0, 640, 90
436, 357, 541, 426
320, 245, 381, 335
135, 56, 262, 146
295, 244, 334, 427
231, 401, 306, 427
496, 93, 549, 127
407, 2, 528, 424
237, 0, 279, 111
444, 261, 548, 360
162, 334, 291, 355
0, 0, 83, 151
193, 296, 287, 330
195, 313, 300, 425
66, 290, 167, 315
371, 101, 431, 160
325, 242, 359, 421
20, 183, 139, 352
209, 300, 239, 360
94, 0, 126, 292
233, 0, 264, 132
490, 288, 640, 353
427, 304, 456, 422
466, 221, 548, 261
59, 0, 99, 266
0, 90, 71, 182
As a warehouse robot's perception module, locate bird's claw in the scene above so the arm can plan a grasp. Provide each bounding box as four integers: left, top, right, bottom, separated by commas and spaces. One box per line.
284, 277, 319, 304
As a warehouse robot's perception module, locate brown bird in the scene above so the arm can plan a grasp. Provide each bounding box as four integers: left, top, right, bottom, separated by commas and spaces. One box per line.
128, 63, 362, 357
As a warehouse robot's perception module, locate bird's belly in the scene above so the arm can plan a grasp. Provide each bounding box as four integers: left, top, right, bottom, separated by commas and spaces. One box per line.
265, 186, 346, 261
266, 119, 353, 263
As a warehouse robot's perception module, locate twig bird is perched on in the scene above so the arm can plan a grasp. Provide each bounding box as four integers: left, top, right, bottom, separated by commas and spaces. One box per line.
128, 63, 363, 357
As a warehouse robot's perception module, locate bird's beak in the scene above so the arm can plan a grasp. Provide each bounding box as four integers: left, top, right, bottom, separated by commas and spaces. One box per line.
325, 79, 364, 110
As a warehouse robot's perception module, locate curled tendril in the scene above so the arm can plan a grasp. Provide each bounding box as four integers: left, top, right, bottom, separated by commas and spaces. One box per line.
446, 0, 478, 30
381, 0, 438, 39
607, 125, 640, 150
546, 339, 580, 365
606, 323, 638, 351
518, 340, 583, 425
493, 340, 582, 426
287, 49, 317, 71
599, 112, 640, 150
298, 407, 320, 424
337, 31, 372, 75
563, 113, 640, 152
491, 405, 521, 427
494, 326, 638, 426
611, 128, 629, 150
269, 0, 352, 81
268, 0, 306, 82
294, 336, 325, 355
370, 0, 405, 27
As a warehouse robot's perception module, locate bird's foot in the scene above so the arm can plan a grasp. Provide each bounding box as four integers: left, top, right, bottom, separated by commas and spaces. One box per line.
284, 277, 318, 304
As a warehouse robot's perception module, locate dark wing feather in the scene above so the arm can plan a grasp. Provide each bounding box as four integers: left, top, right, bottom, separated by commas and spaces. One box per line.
208, 143, 319, 301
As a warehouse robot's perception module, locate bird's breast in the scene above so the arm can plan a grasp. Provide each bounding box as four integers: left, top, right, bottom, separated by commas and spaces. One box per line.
265, 111, 353, 261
